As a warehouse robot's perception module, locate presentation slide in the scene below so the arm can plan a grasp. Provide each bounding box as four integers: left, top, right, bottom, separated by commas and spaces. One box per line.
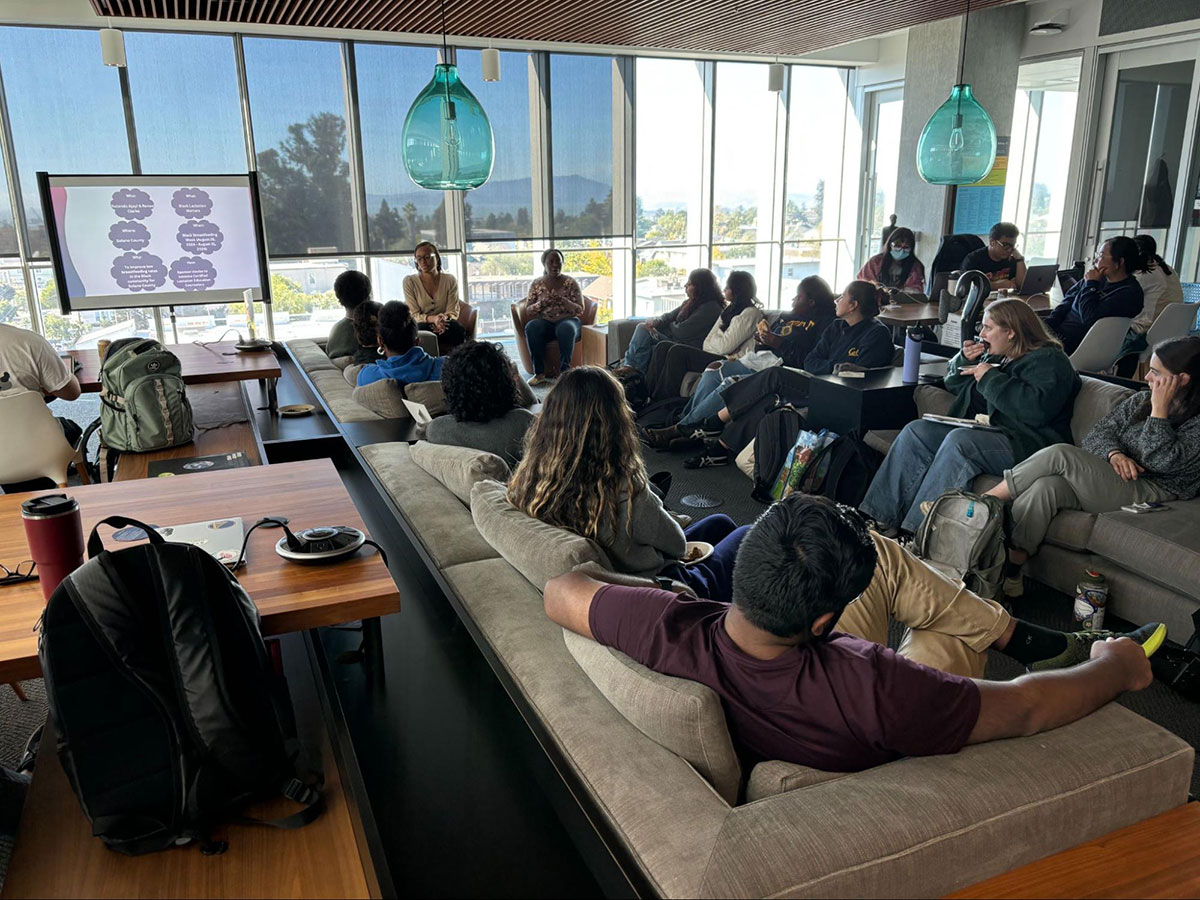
40, 173, 268, 312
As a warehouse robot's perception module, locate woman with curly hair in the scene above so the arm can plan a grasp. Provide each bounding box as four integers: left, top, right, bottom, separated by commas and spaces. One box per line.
426, 341, 537, 466
349, 300, 384, 365
507, 366, 748, 600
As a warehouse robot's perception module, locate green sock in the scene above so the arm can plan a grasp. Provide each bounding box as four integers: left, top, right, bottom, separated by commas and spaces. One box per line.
1001, 621, 1067, 666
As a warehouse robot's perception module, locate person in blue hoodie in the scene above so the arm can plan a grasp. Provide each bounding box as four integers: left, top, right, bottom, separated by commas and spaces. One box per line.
356, 301, 446, 388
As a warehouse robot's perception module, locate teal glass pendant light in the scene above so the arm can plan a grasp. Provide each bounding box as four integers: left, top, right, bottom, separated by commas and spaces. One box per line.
916, 0, 997, 185
402, 0, 494, 191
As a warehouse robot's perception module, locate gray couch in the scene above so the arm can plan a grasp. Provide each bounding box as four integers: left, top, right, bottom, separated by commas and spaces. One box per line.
355, 439, 1193, 898
878, 377, 1200, 640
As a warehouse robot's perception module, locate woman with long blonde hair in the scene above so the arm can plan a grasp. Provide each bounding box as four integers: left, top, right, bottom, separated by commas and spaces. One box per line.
861, 298, 1081, 535
508, 367, 747, 599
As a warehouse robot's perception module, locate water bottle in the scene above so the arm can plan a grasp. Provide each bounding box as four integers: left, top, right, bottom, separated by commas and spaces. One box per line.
903, 331, 922, 383
21, 494, 85, 604
1073, 570, 1108, 632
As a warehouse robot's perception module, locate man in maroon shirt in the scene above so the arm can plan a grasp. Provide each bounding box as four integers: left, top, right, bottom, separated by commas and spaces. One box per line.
545, 495, 1160, 772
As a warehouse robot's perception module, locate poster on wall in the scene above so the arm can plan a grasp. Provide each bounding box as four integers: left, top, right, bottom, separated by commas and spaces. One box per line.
952, 137, 1009, 235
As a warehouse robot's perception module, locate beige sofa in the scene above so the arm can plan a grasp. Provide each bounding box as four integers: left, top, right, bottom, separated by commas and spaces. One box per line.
355, 439, 1194, 898
868, 377, 1200, 640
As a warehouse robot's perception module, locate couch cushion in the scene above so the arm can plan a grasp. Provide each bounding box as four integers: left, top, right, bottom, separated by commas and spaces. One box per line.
288, 338, 338, 373
966, 474, 1095, 552
404, 381, 448, 417
410, 441, 510, 505
343, 363, 365, 386
1071, 376, 1136, 443
1088, 501, 1200, 601
745, 760, 847, 801
360, 442, 500, 568
563, 629, 741, 806
309, 368, 382, 423
351, 378, 410, 419
331, 355, 353, 371
470, 480, 611, 591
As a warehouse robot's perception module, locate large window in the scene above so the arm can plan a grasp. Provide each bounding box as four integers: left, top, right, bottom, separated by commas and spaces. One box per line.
0, 27, 131, 257
459, 49, 536, 243
1003, 57, 1082, 265
636, 58, 705, 245
354, 42, 443, 253
713, 63, 781, 244
125, 32, 247, 174
243, 37, 356, 256
550, 54, 616, 238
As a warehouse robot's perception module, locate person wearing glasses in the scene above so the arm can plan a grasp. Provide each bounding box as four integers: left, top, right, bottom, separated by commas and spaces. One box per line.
856, 226, 926, 294
404, 241, 466, 354
426, 340, 538, 467
1045, 236, 1147, 355
960, 222, 1027, 292
544, 493, 1163, 774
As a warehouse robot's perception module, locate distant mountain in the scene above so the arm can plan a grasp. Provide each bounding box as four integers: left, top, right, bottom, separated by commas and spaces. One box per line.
367, 174, 610, 218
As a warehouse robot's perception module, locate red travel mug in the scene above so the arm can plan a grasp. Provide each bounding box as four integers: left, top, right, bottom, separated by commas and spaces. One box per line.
21, 494, 85, 603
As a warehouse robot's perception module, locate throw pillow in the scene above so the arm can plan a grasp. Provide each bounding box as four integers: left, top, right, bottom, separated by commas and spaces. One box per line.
343, 363, 365, 387
351, 379, 410, 419
470, 479, 611, 590
410, 441, 510, 505
405, 381, 448, 418
563, 629, 742, 805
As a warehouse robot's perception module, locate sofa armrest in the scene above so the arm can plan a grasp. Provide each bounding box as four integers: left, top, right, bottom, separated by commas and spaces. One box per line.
700, 703, 1193, 898
604, 318, 643, 362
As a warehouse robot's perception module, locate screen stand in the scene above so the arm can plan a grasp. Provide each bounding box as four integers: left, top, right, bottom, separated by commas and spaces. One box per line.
168, 305, 179, 345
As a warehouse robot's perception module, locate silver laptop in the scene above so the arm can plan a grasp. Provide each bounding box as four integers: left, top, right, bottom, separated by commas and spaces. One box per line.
156, 517, 245, 567
1019, 264, 1058, 295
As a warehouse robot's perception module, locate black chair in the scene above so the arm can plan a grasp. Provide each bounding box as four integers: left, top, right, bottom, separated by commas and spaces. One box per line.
926, 233, 985, 296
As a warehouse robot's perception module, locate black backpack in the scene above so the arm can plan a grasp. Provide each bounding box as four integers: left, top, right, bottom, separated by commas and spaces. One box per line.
809, 433, 881, 507
38, 516, 322, 856
750, 406, 806, 503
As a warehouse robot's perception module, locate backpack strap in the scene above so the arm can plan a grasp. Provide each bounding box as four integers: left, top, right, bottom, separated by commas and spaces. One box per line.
86, 516, 165, 558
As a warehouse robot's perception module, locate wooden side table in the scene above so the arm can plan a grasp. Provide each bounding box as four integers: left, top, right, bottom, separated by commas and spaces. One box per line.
582, 324, 609, 367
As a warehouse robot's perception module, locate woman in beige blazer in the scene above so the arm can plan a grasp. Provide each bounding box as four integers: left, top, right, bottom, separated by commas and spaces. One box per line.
403, 241, 466, 353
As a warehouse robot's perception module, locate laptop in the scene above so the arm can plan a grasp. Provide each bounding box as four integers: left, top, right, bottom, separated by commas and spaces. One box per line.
1018, 263, 1058, 295
157, 517, 245, 567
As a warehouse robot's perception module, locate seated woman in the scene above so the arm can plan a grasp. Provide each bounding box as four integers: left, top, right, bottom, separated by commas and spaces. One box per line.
507, 366, 748, 601
326, 270, 372, 359
986, 336, 1200, 596
616, 268, 724, 374
404, 241, 466, 355
356, 301, 445, 388
348, 300, 383, 365
1116, 234, 1185, 377
658, 281, 893, 468
644, 275, 837, 449
524, 248, 585, 387
644, 271, 764, 402
861, 298, 1080, 535
1045, 236, 1146, 354
426, 340, 537, 467
856, 226, 926, 295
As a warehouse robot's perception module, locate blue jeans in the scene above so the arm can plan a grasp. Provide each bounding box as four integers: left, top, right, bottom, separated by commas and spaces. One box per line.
621, 321, 661, 371
860, 420, 1015, 533
663, 514, 749, 602
678, 360, 753, 427
525, 316, 581, 374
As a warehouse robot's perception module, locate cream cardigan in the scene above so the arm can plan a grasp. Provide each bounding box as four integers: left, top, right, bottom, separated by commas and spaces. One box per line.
403, 272, 461, 321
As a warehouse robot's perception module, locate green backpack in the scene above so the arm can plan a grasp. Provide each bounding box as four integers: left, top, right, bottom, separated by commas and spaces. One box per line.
99, 338, 194, 452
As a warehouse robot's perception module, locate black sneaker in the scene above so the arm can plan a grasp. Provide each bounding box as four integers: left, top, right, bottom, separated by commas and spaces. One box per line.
684, 451, 730, 469
1029, 622, 1167, 672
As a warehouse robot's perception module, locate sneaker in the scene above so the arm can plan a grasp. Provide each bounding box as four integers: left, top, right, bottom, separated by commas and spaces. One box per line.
684, 451, 730, 469
1028, 622, 1168, 672
644, 425, 680, 449
528, 374, 549, 387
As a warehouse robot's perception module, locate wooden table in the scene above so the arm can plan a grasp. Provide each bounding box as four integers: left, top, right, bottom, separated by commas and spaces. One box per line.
0, 458, 399, 683
113, 383, 264, 481
1, 632, 377, 899
806, 361, 947, 435
70, 342, 281, 392
877, 293, 1051, 329
947, 802, 1200, 898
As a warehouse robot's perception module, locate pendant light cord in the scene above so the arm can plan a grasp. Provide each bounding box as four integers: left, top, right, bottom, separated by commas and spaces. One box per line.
957, 0, 970, 86
439, 0, 450, 62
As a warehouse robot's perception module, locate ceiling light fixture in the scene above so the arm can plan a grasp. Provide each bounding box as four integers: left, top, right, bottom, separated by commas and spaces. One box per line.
99, 26, 126, 67
768, 61, 785, 93
482, 45, 501, 82
401, 0, 495, 191
916, 0, 997, 185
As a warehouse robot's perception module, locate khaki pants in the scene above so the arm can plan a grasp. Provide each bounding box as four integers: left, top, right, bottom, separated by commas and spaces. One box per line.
835, 533, 1012, 679
1005, 444, 1174, 554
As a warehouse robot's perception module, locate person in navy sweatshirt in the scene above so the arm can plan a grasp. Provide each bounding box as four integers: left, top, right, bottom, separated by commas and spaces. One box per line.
1045, 236, 1146, 354
357, 301, 446, 388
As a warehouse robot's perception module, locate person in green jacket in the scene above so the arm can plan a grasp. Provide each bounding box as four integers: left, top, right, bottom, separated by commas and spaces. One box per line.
860, 298, 1080, 534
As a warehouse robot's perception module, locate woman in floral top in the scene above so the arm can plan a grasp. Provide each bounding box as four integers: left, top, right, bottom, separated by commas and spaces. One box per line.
524, 248, 585, 386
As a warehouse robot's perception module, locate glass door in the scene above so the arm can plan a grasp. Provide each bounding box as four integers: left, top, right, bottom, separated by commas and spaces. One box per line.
1086, 43, 1200, 264
858, 87, 903, 267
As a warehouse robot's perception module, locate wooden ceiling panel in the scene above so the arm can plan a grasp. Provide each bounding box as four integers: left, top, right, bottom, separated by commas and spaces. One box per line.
87, 0, 1013, 56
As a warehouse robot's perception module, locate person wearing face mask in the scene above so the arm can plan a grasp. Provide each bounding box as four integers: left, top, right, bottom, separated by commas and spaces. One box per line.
1045, 236, 1147, 354
960, 222, 1027, 291
860, 299, 1080, 535
857, 227, 926, 294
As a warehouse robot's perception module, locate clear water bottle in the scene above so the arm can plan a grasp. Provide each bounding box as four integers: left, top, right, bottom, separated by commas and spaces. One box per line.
1073, 570, 1108, 632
